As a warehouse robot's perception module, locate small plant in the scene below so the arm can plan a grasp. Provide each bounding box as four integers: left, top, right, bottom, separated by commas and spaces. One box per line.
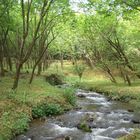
32, 104, 46, 118
63, 88, 76, 106
73, 64, 86, 81
12, 113, 30, 134
1, 111, 30, 139
77, 121, 92, 132
32, 103, 63, 118
45, 103, 63, 116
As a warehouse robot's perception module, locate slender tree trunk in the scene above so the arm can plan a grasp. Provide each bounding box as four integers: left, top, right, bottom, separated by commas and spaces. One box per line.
119, 66, 127, 83
12, 63, 22, 89
27, 61, 30, 69
29, 62, 38, 84
37, 62, 42, 75
107, 70, 117, 83
104, 65, 117, 83
0, 46, 4, 76
7, 57, 12, 71
125, 74, 131, 86
0, 59, 4, 76
60, 53, 63, 70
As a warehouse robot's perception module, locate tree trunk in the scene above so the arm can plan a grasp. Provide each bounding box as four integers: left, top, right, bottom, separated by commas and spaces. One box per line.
7, 57, 12, 71
107, 70, 117, 83
37, 62, 42, 75
29, 63, 38, 84
60, 53, 64, 70
0, 59, 4, 76
119, 67, 127, 83
104, 65, 117, 83
12, 63, 22, 89
125, 74, 131, 86
0, 46, 5, 76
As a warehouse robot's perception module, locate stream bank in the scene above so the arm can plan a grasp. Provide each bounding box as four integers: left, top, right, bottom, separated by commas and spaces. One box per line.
15, 89, 140, 140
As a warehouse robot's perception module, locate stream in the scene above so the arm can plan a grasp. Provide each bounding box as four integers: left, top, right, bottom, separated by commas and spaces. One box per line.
15, 89, 140, 140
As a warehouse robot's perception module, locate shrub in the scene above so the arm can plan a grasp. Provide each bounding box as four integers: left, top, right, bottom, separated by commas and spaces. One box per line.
63, 88, 76, 106
73, 64, 86, 81
12, 113, 30, 134
77, 121, 92, 133
45, 104, 63, 116
0, 112, 30, 139
32, 103, 63, 118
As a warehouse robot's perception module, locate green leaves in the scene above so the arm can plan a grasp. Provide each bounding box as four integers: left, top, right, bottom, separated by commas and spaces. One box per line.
32, 103, 63, 118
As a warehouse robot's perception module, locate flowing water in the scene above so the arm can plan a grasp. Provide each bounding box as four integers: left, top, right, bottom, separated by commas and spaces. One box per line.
15, 89, 140, 140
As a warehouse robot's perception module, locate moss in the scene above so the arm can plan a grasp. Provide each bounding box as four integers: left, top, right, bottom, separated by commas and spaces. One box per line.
45, 73, 64, 85
77, 121, 92, 133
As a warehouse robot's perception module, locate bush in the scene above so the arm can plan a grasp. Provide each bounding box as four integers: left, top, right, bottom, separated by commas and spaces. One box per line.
73, 64, 86, 81
12, 113, 30, 134
45, 104, 63, 116
63, 88, 76, 106
0, 112, 30, 139
32, 103, 63, 118
77, 121, 92, 132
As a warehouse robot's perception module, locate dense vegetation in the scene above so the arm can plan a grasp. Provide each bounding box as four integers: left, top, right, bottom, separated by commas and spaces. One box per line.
1, 0, 140, 139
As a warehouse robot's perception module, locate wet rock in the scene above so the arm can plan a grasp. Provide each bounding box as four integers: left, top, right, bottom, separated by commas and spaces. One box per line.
65, 136, 72, 140
54, 135, 72, 140
107, 98, 112, 101
131, 119, 140, 124
74, 106, 82, 111
77, 94, 86, 98
63, 108, 71, 112
15, 135, 28, 140
128, 109, 134, 112
123, 118, 130, 121
45, 74, 64, 86
88, 122, 97, 128
110, 129, 129, 138
104, 111, 111, 114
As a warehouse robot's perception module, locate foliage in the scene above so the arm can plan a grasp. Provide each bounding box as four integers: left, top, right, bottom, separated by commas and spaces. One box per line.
0, 76, 74, 139
77, 121, 92, 133
0, 111, 30, 140
32, 103, 63, 118
63, 88, 76, 106
73, 63, 86, 81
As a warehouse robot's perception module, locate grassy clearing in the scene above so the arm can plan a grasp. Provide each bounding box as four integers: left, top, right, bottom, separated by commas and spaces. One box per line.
0, 75, 76, 140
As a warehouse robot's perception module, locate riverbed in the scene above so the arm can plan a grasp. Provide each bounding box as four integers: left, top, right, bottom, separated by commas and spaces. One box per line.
15, 89, 140, 140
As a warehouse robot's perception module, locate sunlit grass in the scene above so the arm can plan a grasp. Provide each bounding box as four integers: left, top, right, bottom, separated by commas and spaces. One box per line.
1, 61, 140, 139
0, 73, 74, 139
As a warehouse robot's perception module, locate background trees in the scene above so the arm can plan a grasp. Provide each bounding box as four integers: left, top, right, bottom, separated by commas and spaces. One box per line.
1, 0, 140, 88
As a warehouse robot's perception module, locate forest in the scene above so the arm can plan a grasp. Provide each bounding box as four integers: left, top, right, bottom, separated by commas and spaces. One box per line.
0, 0, 140, 140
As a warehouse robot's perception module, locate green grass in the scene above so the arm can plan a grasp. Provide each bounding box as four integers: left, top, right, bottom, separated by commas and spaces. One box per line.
118, 130, 140, 140
1, 61, 140, 140
0, 75, 75, 140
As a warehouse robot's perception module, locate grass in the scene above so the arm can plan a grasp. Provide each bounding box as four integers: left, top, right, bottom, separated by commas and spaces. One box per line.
118, 130, 140, 140
1, 61, 140, 140
0, 74, 75, 140
46, 61, 140, 110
